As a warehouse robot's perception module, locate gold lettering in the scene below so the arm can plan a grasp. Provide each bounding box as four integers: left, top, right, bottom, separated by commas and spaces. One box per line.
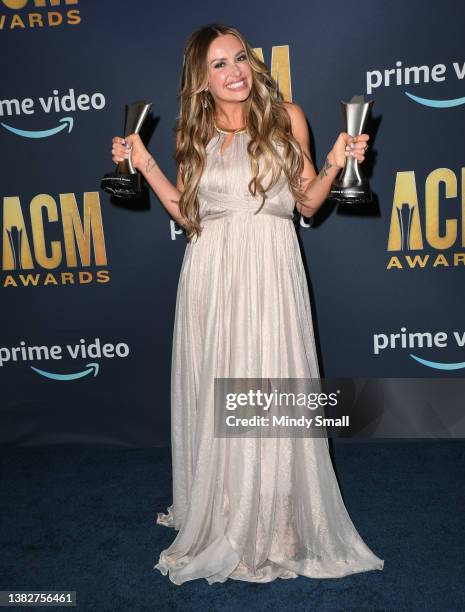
30, 194, 62, 269
61, 271, 75, 284
34, 0, 78, 6
48, 9, 61, 24
60, 192, 107, 267
2, 196, 34, 270
4, 275, 18, 287
66, 7, 79, 23
405, 254, 429, 268
386, 256, 403, 269
387, 171, 424, 251
10, 13, 25, 27
1, 0, 28, 9
425, 168, 457, 249
253, 45, 292, 102
0, 0, 78, 10
28, 12, 43, 26
462, 168, 465, 247
96, 269, 110, 283
432, 253, 449, 267
43, 272, 58, 284
18, 273, 40, 286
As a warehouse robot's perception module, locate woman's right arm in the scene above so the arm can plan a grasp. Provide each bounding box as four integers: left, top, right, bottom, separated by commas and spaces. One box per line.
111, 133, 187, 228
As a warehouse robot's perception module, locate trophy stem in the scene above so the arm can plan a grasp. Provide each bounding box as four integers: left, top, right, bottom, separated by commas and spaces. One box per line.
124, 102, 152, 174
329, 95, 374, 205
101, 101, 152, 198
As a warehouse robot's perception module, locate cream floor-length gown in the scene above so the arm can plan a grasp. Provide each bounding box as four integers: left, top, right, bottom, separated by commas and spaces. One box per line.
154, 130, 384, 584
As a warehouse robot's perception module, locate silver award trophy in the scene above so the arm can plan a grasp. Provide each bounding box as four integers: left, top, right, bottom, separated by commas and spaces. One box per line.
329, 95, 373, 204
101, 100, 152, 198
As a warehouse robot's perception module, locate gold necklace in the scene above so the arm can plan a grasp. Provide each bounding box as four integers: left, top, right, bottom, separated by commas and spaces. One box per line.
213, 118, 247, 135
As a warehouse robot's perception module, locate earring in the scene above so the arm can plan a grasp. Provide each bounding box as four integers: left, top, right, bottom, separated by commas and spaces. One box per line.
203, 89, 209, 109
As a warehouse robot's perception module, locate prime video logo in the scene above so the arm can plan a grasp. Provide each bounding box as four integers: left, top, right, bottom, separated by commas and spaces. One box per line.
373, 327, 465, 370
0, 337, 129, 380
366, 59, 465, 108
0, 88, 105, 138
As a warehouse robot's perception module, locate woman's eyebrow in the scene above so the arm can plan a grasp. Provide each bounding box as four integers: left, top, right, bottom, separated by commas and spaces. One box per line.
210, 49, 246, 64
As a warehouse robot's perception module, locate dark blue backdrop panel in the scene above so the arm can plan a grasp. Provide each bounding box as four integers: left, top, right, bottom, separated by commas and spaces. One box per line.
0, 0, 463, 446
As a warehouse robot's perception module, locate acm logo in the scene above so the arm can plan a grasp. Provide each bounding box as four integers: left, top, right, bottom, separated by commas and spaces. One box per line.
2, 191, 109, 288
0, 0, 80, 30
386, 168, 465, 270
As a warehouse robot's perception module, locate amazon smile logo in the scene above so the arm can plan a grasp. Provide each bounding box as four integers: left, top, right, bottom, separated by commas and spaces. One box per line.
403, 92, 465, 108
0, 88, 105, 138
366, 59, 465, 107
31, 362, 99, 380
0, 338, 130, 379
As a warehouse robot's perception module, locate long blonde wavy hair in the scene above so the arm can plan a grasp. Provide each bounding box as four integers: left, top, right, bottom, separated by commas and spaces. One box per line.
175, 23, 307, 241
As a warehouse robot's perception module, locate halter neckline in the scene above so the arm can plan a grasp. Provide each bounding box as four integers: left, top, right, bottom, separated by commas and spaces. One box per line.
213, 118, 247, 135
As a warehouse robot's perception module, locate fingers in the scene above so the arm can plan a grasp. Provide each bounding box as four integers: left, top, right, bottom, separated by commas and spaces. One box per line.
111, 136, 132, 163
347, 150, 365, 162
345, 134, 369, 149
344, 133, 370, 162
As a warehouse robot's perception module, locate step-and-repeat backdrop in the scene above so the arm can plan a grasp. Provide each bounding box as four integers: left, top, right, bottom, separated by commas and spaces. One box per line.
1, 0, 463, 445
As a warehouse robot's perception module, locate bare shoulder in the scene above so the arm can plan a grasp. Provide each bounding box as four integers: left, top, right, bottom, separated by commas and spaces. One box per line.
282, 101, 305, 120
283, 102, 309, 144
281, 101, 316, 178
281, 101, 308, 140
283, 102, 306, 126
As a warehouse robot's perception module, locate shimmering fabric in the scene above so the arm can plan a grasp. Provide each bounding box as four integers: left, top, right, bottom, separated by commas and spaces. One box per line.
154, 131, 384, 584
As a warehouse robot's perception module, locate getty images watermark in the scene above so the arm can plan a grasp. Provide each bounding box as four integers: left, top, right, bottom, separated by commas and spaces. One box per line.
213, 378, 465, 439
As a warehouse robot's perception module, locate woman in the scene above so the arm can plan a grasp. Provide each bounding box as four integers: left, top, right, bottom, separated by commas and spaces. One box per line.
111, 23, 383, 585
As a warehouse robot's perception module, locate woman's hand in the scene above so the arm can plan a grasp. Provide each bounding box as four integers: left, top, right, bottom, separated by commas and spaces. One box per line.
328, 132, 370, 170
111, 133, 150, 172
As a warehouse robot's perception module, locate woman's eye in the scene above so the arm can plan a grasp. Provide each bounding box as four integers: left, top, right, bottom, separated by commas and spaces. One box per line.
214, 55, 247, 69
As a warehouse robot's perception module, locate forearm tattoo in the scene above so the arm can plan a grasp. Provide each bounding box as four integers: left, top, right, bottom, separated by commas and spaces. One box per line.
319, 157, 333, 180
145, 155, 156, 174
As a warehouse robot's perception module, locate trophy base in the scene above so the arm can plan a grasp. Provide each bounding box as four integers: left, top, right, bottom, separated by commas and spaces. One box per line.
329, 183, 372, 204
100, 172, 142, 198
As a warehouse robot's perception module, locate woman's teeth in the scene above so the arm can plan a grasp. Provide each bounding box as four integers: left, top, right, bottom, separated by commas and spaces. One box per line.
227, 79, 246, 89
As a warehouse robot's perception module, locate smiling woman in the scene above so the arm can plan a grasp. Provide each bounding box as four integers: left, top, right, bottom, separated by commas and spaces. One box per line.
109, 21, 382, 586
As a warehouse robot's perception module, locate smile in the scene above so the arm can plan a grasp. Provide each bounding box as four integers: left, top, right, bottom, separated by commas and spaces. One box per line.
226, 79, 247, 90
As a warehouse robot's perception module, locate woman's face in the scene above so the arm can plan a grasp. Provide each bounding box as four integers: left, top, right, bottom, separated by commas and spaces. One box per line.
206, 34, 252, 104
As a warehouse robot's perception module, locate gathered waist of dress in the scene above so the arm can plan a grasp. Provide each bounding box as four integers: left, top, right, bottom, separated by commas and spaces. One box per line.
198, 188, 295, 222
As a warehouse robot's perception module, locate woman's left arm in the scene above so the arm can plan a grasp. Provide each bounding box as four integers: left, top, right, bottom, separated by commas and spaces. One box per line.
284, 102, 369, 217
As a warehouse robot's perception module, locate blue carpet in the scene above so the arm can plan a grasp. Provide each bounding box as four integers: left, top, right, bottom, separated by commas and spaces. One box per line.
0, 441, 464, 611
